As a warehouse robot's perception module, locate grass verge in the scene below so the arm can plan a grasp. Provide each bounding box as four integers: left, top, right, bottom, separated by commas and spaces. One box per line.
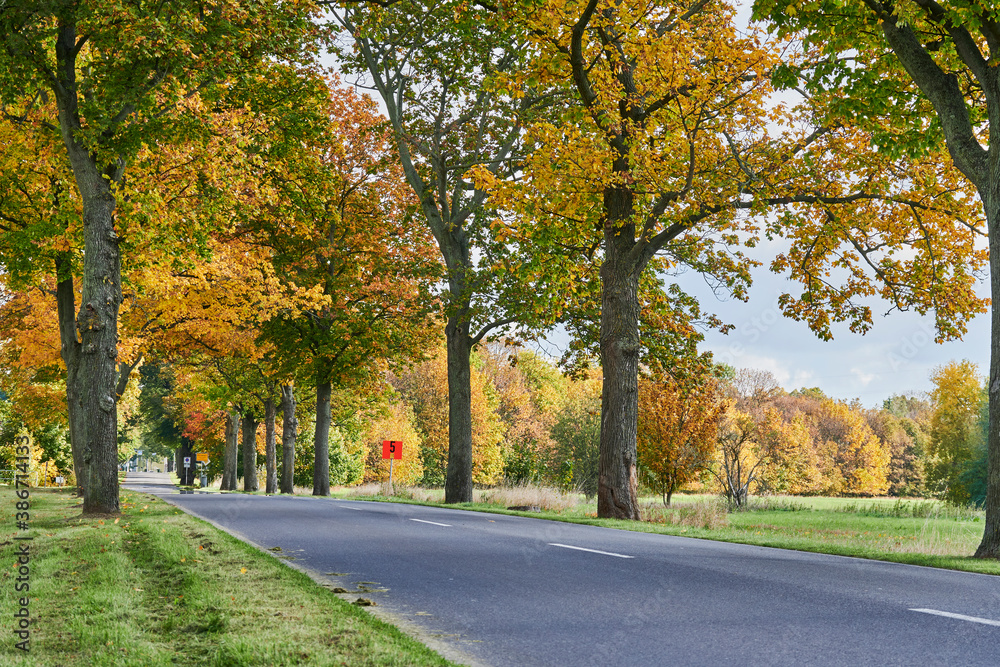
1, 487, 457, 667
336, 486, 1000, 576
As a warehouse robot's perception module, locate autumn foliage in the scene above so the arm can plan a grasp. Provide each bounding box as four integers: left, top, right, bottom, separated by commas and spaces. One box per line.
638, 375, 724, 506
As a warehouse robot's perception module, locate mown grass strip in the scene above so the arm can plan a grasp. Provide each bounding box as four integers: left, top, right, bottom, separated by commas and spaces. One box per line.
1, 487, 457, 667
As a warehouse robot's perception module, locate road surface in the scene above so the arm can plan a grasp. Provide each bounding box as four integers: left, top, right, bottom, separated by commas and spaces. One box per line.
123, 473, 1000, 666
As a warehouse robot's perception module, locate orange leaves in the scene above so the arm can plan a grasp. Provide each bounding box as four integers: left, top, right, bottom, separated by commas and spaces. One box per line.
638, 372, 724, 504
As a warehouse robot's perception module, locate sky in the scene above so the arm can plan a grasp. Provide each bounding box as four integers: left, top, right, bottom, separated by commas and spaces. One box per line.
668, 242, 991, 407
535, 241, 991, 408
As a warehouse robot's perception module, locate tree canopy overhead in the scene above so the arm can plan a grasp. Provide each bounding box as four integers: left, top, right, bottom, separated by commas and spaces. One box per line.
0, 0, 319, 513
752, 0, 1000, 557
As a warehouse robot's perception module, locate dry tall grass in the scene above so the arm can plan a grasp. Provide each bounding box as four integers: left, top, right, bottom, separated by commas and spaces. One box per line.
345, 483, 445, 503
882, 518, 983, 557
479, 483, 581, 512
640, 500, 729, 529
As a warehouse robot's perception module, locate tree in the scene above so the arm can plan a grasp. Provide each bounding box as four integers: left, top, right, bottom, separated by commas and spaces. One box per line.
928, 360, 984, 503
866, 408, 926, 497
637, 374, 724, 506
757, 412, 822, 495
480, 341, 560, 484
0, 102, 88, 491
280, 384, 299, 494
550, 368, 603, 497
391, 343, 506, 487
363, 401, 424, 487
751, 0, 1000, 558
478, 0, 984, 519
713, 409, 766, 508
256, 79, 439, 496
813, 399, 890, 496
476, 0, 784, 518
0, 0, 317, 513
327, 0, 545, 503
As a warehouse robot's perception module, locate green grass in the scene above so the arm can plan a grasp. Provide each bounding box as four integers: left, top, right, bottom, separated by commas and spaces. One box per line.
334, 486, 1000, 576
0, 487, 457, 667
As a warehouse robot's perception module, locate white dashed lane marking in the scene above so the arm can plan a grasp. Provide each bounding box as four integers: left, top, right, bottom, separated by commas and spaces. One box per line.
549, 543, 634, 559
911, 609, 1000, 627
410, 518, 452, 527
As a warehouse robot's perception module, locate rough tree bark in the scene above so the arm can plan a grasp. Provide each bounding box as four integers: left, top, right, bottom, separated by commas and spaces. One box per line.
55, 258, 86, 495
872, 8, 1000, 557
313, 373, 332, 496
264, 396, 277, 494
597, 204, 642, 519
280, 384, 298, 494
221, 410, 239, 491
444, 316, 474, 503
53, 20, 124, 515
979, 187, 1000, 557
333, 7, 526, 504
241, 411, 259, 492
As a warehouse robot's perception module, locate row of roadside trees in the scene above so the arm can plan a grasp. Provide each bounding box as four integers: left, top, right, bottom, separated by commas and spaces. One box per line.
2, 0, 1000, 557
8, 340, 985, 515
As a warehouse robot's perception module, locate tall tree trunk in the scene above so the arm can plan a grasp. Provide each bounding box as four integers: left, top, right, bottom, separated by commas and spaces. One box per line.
598, 241, 641, 519
444, 316, 474, 503
976, 185, 1000, 557
65, 154, 121, 515
313, 370, 332, 496
221, 410, 239, 491
264, 396, 277, 494
597, 180, 641, 520
54, 21, 122, 515
55, 258, 86, 495
241, 412, 259, 493
280, 384, 298, 494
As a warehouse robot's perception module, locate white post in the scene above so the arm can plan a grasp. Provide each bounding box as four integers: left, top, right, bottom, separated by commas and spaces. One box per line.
388, 457, 395, 495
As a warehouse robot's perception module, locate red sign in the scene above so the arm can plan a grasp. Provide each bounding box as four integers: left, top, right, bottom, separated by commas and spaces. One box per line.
382, 440, 403, 460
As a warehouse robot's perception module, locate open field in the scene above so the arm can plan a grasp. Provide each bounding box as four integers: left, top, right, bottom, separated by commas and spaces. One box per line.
337, 485, 1000, 576
0, 487, 456, 667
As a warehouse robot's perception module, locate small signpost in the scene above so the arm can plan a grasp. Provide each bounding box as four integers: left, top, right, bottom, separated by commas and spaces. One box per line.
195, 452, 209, 487
382, 440, 403, 492
183, 456, 191, 468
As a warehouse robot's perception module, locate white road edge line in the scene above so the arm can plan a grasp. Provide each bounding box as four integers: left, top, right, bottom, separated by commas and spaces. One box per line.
549, 543, 634, 559
911, 608, 1000, 627
410, 518, 452, 527
339, 506, 366, 511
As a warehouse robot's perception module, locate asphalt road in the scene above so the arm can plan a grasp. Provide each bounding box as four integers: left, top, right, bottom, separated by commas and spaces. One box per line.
123, 473, 1000, 666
